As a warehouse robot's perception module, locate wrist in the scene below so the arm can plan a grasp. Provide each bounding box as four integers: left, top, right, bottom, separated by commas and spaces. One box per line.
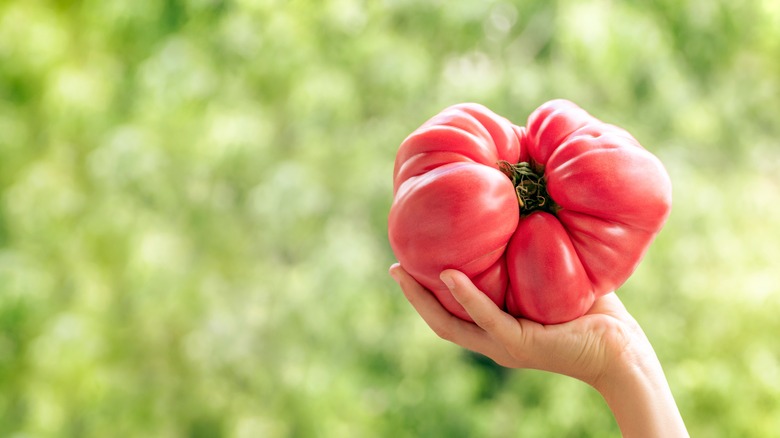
593, 340, 688, 438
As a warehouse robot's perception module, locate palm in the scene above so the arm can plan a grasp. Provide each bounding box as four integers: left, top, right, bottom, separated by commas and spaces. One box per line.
528, 299, 636, 384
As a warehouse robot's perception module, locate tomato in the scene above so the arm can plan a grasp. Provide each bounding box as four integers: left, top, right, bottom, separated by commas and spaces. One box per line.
388, 100, 672, 324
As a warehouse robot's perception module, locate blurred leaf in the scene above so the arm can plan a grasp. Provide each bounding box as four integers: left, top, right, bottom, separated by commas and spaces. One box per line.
1, 0, 779, 436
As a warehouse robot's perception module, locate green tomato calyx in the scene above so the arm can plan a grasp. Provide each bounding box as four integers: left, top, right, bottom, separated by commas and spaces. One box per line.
497, 160, 559, 217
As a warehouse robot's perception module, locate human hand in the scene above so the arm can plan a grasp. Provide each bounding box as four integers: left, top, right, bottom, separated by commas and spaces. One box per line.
389, 263, 646, 386
389, 263, 688, 438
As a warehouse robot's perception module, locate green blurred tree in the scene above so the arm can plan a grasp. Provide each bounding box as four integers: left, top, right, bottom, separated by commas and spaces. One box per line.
1, 0, 779, 436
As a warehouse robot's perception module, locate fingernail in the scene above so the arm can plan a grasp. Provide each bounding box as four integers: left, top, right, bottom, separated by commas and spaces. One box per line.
440, 272, 454, 290
389, 264, 400, 283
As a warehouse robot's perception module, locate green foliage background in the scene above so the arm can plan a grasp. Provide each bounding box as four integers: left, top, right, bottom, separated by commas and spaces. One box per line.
1, 0, 780, 436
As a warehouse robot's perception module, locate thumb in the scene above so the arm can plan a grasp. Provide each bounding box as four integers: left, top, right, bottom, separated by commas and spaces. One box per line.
440, 270, 521, 342
439, 270, 484, 308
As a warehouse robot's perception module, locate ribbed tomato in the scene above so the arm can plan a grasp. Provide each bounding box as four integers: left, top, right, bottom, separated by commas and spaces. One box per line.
388, 100, 671, 324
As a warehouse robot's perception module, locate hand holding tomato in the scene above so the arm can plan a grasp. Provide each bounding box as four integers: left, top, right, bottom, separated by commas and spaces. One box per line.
388, 100, 672, 324
389, 264, 689, 437
390, 263, 636, 384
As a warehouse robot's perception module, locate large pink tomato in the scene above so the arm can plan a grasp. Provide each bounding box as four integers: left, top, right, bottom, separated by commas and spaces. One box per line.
388, 100, 672, 324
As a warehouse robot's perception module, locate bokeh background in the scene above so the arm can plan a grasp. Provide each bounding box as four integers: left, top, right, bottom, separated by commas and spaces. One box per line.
1, 0, 780, 436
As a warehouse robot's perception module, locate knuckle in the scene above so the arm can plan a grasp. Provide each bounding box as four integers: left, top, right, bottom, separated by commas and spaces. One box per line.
479, 315, 500, 332
432, 325, 454, 341
518, 323, 534, 348
504, 320, 534, 358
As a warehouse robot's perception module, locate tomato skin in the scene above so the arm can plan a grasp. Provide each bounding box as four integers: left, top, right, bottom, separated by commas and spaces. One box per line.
389, 100, 672, 324
505, 212, 594, 324
388, 104, 523, 321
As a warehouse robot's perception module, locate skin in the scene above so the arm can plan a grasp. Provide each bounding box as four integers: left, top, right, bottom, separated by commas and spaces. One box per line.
389, 263, 688, 438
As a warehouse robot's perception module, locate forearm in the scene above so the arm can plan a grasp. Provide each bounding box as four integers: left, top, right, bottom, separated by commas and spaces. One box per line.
595, 355, 688, 438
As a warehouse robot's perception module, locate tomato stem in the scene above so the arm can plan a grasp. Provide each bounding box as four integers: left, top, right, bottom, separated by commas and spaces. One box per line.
497, 160, 559, 216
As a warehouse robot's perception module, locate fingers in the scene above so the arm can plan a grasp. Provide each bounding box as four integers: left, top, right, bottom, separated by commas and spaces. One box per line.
586, 292, 632, 321
389, 264, 489, 346
389, 264, 517, 365
440, 269, 531, 349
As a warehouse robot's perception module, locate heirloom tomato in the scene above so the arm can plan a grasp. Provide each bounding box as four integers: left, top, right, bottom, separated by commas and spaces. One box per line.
388, 100, 671, 324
